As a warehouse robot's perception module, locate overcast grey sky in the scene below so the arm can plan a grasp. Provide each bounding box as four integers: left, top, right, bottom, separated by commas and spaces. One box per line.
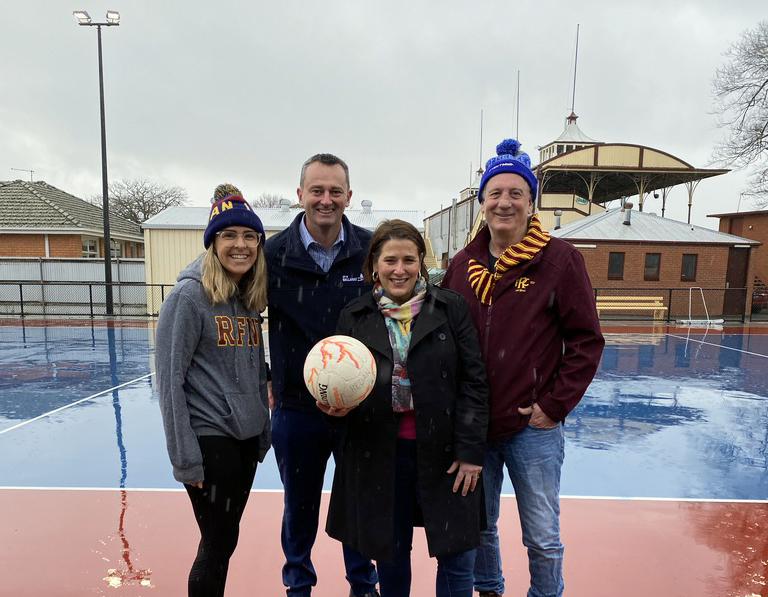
1, 1, 764, 227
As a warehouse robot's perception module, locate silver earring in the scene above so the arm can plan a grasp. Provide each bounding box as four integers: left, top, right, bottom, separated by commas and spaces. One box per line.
372, 271, 379, 281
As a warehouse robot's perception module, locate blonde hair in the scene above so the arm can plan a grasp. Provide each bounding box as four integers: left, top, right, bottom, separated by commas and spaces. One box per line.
201, 245, 267, 312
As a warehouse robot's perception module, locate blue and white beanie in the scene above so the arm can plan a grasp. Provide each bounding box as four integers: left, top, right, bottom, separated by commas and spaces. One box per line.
477, 139, 538, 203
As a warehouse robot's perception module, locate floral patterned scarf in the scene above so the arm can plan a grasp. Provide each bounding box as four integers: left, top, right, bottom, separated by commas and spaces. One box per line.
373, 278, 427, 412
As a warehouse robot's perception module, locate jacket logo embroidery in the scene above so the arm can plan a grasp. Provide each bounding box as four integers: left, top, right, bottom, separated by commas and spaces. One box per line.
342, 274, 364, 283
215, 316, 260, 347
514, 277, 534, 292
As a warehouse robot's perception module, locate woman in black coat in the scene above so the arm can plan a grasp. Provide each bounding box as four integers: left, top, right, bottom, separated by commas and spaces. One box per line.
318, 219, 489, 597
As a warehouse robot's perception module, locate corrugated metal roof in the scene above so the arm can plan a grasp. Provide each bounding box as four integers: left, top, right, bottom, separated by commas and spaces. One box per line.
551, 208, 760, 245
143, 206, 425, 232
0, 180, 142, 239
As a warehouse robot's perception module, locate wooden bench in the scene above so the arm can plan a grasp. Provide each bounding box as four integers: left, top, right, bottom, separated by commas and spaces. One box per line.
595, 296, 668, 320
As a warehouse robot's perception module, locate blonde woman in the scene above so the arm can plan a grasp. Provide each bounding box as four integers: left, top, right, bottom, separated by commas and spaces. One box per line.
156, 185, 270, 597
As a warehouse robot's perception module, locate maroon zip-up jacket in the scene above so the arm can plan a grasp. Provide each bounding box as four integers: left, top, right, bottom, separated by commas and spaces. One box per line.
442, 226, 604, 440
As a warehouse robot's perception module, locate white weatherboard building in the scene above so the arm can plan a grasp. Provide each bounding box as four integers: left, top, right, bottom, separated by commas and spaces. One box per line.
142, 200, 424, 313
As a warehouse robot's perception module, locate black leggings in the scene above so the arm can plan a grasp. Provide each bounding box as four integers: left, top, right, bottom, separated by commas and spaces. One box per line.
184, 435, 261, 597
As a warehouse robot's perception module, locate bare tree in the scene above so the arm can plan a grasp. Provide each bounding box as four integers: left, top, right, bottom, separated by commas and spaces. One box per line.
252, 192, 292, 208
711, 20, 768, 207
90, 179, 189, 224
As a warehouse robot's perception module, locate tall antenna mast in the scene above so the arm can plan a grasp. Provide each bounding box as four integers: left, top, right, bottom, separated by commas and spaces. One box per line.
478, 109, 484, 166
515, 70, 520, 139
571, 24, 580, 114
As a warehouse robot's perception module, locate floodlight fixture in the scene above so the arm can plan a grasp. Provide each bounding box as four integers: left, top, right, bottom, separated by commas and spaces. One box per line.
73, 10, 91, 24
73, 8, 122, 314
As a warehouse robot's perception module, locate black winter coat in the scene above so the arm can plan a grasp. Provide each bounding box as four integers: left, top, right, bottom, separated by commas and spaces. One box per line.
325, 284, 489, 561
264, 213, 371, 412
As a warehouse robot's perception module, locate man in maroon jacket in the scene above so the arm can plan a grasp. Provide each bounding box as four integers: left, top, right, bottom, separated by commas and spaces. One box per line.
442, 138, 604, 597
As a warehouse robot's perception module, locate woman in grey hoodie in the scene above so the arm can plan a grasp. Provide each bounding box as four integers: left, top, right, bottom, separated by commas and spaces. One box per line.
156, 185, 270, 597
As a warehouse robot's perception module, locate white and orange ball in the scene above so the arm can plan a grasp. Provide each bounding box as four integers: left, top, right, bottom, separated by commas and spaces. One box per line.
303, 335, 377, 409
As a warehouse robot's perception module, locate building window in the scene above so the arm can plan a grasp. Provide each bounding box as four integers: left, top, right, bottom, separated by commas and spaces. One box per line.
638, 345, 655, 369
644, 253, 661, 281
110, 240, 122, 259
608, 252, 625, 280
601, 345, 618, 371
82, 237, 98, 258
681, 254, 698, 281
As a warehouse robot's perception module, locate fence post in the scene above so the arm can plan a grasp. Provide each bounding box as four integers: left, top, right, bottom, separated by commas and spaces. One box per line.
38, 258, 47, 315
89, 284, 94, 319
667, 288, 673, 322
115, 257, 122, 314
19, 283, 25, 319
742, 287, 747, 324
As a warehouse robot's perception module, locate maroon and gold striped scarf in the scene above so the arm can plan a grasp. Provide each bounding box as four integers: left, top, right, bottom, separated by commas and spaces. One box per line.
468, 214, 550, 305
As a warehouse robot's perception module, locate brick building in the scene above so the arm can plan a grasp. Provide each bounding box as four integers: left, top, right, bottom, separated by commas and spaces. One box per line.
0, 180, 143, 259
552, 206, 760, 319
708, 209, 768, 292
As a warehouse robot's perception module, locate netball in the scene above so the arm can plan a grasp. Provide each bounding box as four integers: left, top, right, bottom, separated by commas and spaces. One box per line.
303, 335, 377, 409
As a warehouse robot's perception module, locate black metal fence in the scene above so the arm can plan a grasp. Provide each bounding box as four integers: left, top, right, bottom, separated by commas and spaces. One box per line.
0, 281, 174, 318
593, 287, 762, 323
1, 281, 765, 322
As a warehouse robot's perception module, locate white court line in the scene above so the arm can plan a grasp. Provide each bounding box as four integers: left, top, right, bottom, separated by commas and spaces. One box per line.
558, 494, 768, 504
0, 487, 765, 503
0, 486, 285, 494
666, 333, 768, 359
0, 372, 154, 436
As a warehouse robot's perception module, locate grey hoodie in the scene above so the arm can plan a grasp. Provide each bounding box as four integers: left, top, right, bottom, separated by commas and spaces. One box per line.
155, 257, 270, 484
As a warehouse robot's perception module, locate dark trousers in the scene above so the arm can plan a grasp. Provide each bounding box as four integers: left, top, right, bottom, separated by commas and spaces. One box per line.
185, 435, 261, 597
377, 439, 475, 597
271, 406, 378, 597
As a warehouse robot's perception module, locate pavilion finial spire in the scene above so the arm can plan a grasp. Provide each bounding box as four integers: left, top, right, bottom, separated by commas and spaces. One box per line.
570, 24, 580, 115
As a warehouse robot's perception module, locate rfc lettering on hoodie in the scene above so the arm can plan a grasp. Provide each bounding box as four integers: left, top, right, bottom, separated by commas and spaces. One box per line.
215, 316, 261, 347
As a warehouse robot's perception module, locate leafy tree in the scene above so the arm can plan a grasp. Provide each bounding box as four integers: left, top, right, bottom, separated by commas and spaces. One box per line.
90, 179, 189, 224
711, 20, 768, 207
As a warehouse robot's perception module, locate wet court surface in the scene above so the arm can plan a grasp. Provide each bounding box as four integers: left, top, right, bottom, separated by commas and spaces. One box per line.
1, 320, 767, 596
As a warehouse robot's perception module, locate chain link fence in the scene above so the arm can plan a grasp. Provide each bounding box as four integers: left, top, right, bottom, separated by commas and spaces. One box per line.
0, 281, 174, 317
594, 287, 750, 323
0, 281, 762, 322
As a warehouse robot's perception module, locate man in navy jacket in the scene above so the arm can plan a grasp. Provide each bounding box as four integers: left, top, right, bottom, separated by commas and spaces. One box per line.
264, 153, 378, 597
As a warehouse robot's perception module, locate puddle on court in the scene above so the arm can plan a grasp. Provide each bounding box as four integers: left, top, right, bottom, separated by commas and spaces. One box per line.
1, 327, 766, 500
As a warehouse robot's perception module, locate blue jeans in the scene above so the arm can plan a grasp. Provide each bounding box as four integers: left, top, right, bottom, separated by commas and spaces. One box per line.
377, 439, 475, 597
272, 407, 378, 597
474, 424, 565, 597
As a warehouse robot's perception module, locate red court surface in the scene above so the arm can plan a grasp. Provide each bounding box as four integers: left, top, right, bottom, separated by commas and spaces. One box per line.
2, 490, 766, 597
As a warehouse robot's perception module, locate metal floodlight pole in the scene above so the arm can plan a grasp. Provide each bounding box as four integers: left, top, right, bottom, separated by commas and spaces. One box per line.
74, 10, 120, 315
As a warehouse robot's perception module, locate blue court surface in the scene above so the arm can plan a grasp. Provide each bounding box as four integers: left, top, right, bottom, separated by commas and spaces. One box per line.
1, 320, 767, 596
